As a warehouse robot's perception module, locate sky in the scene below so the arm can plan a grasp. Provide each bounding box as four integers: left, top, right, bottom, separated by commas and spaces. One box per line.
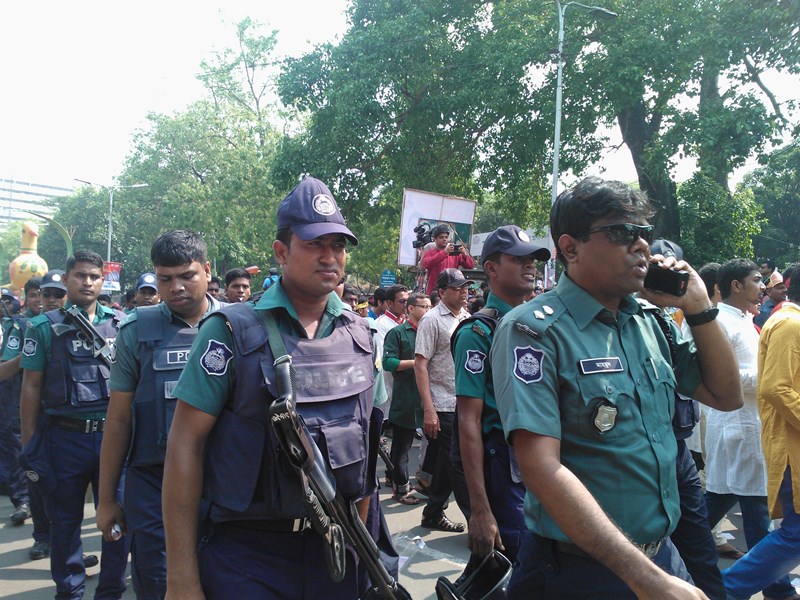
0, 1, 796, 193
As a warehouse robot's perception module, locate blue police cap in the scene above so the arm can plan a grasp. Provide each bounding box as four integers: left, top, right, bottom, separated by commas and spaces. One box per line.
277, 177, 358, 245
41, 269, 67, 291
480, 225, 551, 266
137, 273, 158, 291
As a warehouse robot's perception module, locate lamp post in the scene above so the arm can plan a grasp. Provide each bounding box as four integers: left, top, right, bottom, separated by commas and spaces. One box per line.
550, 1, 617, 208
75, 179, 148, 262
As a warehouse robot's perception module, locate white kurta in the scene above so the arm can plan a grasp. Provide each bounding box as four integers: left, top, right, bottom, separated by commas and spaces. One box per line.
704, 302, 768, 496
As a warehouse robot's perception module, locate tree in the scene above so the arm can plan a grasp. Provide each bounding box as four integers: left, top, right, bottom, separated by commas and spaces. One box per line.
744, 141, 800, 267
677, 173, 764, 266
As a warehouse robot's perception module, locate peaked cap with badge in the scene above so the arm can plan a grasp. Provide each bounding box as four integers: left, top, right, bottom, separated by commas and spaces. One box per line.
480, 225, 551, 265
137, 272, 158, 291
277, 176, 358, 245
40, 269, 67, 291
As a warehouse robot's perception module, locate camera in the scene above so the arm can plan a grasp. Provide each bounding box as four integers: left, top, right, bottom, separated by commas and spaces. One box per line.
644, 264, 689, 296
412, 224, 433, 249
449, 243, 462, 256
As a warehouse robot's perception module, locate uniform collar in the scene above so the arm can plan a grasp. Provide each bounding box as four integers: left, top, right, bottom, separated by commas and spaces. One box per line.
255, 277, 342, 321
555, 274, 641, 331
484, 293, 513, 319
65, 300, 114, 319
162, 293, 221, 325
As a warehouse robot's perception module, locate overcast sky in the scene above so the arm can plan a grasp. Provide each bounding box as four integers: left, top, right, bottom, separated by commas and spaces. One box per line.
0, 1, 796, 193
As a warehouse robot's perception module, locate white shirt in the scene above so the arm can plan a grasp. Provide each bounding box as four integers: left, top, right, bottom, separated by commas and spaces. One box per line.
374, 312, 402, 402
704, 302, 768, 496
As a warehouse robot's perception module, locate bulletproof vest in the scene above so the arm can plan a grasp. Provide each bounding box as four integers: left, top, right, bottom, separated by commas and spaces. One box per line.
204, 302, 374, 522
42, 308, 122, 415
129, 306, 200, 467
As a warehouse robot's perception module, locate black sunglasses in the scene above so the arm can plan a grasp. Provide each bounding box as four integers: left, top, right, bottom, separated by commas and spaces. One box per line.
573, 223, 655, 246
42, 289, 67, 299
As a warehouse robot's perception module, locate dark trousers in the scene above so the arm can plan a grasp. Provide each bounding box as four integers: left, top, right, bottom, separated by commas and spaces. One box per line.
388, 425, 416, 493
199, 525, 360, 599
124, 465, 167, 600
46, 426, 128, 600
0, 381, 28, 507
670, 439, 726, 600
706, 489, 796, 598
509, 533, 691, 599
422, 411, 457, 520
30, 480, 50, 543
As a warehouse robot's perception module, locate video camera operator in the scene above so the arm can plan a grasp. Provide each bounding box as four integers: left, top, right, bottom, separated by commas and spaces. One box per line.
421, 225, 474, 295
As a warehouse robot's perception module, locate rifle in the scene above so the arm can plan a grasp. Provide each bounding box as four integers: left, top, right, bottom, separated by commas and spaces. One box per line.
51, 305, 115, 367
270, 354, 412, 600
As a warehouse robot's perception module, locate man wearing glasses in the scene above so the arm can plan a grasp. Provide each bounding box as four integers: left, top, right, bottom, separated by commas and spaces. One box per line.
491, 177, 742, 598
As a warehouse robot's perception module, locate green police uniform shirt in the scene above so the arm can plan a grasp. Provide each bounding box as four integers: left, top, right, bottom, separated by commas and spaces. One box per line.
1, 309, 33, 360
452, 293, 511, 436
173, 280, 342, 417
20, 302, 119, 418
491, 273, 702, 545
110, 294, 223, 393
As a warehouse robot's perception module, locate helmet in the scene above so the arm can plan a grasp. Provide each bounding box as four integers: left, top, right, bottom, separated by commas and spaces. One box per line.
435, 551, 512, 600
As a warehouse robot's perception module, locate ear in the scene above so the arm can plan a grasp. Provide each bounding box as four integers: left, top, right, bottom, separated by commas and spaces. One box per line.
557, 234, 580, 265
731, 279, 742, 294
273, 239, 289, 266
203, 261, 211, 282
483, 260, 497, 279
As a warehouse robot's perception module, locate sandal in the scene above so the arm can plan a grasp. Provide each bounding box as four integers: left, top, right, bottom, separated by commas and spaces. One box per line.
421, 514, 465, 533
393, 492, 420, 505
716, 543, 745, 560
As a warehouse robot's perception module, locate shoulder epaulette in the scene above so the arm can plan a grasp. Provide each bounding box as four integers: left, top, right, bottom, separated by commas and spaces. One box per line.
514, 293, 566, 340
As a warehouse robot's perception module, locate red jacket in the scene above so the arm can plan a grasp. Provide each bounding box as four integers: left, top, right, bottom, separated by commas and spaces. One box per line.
421, 244, 475, 294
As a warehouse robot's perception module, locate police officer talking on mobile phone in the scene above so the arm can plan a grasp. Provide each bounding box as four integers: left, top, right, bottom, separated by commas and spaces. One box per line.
491, 177, 743, 599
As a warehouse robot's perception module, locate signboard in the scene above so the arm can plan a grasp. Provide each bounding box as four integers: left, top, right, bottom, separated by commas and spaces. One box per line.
102, 261, 121, 292
398, 189, 477, 267
380, 270, 397, 287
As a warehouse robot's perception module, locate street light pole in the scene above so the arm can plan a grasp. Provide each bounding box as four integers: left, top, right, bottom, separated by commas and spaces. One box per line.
74, 179, 148, 262
551, 1, 618, 208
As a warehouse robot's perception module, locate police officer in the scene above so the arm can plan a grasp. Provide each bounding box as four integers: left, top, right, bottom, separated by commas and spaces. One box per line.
97, 230, 221, 599
20, 250, 128, 600
452, 226, 550, 571
491, 177, 743, 599
163, 177, 374, 598
135, 273, 161, 307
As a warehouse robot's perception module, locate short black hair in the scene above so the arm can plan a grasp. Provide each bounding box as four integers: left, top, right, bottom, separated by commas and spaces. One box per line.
697, 262, 721, 302
225, 268, 251, 285
782, 263, 799, 281
125, 289, 136, 302
788, 267, 800, 302
151, 230, 207, 267
759, 258, 775, 269
407, 292, 427, 307
24, 277, 42, 294
343, 284, 360, 298
98, 294, 112, 303
373, 287, 387, 303
276, 227, 293, 248
210, 276, 221, 287
551, 177, 655, 266
385, 284, 409, 302
66, 250, 104, 275
431, 224, 451, 238
718, 258, 759, 300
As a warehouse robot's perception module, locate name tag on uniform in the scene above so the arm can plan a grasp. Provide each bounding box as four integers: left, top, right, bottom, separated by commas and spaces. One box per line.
579, 357, 623, 375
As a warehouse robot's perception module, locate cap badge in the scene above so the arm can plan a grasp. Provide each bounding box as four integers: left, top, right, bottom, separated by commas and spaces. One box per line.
52, 274, 61, 282
312, 194, 336, 216
144, 274, 155, 283
517, 230, 530, 242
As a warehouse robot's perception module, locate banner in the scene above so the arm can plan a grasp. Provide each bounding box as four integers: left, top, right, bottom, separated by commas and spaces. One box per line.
102, 261, 121, 292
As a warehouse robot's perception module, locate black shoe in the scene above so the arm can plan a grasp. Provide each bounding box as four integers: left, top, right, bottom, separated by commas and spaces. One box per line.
83, 554, 99, 569
29, 540, 50, 560
421, 514, 466, 533
10, 503, 31, 525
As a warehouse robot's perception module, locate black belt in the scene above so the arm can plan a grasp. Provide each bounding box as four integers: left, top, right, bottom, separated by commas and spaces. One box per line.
49, 416, 106, 434
554, 538, 663, 560
219, 518, 311, 533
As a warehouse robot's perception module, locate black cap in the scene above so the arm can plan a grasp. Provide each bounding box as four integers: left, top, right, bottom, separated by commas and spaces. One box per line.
137, 273, 158, 291
437, 268, 475, 289
480, 225, 551, 265
40, 269, 67, 291
277, 177, 358, 245
650, 239, 683, 261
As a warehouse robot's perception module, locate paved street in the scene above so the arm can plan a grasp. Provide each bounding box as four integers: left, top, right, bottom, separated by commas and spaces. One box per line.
0, 439, 794, 598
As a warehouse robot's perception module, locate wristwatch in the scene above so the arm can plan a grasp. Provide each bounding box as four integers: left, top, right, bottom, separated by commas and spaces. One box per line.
684, 307, 719, 327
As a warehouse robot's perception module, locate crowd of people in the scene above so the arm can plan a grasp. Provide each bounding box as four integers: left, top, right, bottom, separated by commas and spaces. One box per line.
0, 174, 797, 600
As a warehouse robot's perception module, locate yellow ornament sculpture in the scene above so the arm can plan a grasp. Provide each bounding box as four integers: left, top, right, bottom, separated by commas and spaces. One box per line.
9, 221, 48, 290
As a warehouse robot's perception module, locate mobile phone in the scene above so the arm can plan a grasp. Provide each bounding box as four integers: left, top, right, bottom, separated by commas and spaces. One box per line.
644, 264, 689, 296
449, 243, 463, 256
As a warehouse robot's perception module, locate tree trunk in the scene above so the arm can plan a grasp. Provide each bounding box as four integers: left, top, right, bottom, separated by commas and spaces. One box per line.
616, 102, 680, 240
697, 63, 731, 190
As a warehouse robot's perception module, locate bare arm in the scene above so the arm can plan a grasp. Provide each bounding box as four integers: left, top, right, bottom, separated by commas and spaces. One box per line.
97, 390, 134, 540
163, 400, 217, 599
414, 354, 439, 438
0, 355, 22, 381
458, 395, 502, 557
394, 359, 415, 372
642, 257, 742, 412
20, 369, 44, 445
512, 430, 708, 599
